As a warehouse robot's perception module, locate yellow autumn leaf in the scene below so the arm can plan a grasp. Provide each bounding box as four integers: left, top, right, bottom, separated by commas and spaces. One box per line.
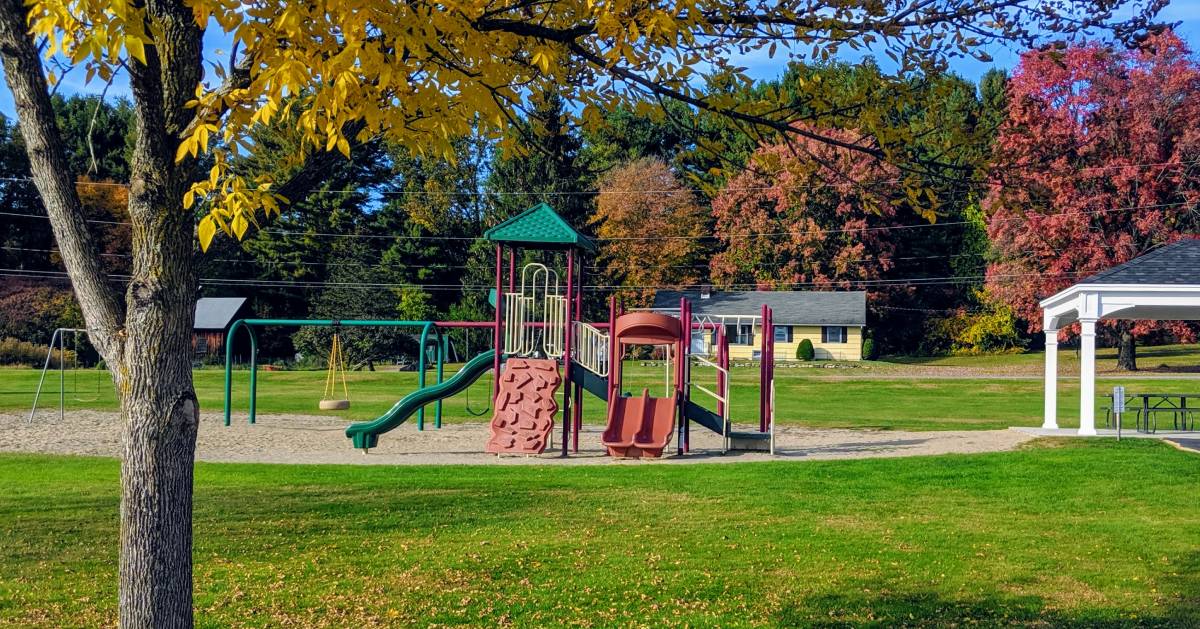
197, 215, 216, 252
231, 213, 249, 239
173, 137, 193, 163
125, 36, 146, 64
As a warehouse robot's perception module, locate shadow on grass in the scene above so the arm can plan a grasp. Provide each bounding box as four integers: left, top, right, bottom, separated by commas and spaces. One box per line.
775, 548, 1200, 628
777, 584, 1199, 628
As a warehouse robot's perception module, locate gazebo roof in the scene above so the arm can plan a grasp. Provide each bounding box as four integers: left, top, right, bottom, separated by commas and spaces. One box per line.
1080, 239, 1200, 285
1038, 237, 1200, 436
1041, 238, 1200, 329
483, 203, 597, 253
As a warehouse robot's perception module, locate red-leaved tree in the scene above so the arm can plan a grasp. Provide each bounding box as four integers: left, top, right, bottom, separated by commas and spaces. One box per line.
985, 30, 1200, 369
711, 126, 901, 293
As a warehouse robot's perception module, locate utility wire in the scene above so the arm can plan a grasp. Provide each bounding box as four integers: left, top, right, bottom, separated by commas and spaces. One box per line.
0, 267, 1089, 292
2, 200, 1193, 242
1, 159, 1195, 195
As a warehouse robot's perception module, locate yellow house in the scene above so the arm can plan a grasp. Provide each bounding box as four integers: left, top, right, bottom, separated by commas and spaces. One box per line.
652, 290, 867, 361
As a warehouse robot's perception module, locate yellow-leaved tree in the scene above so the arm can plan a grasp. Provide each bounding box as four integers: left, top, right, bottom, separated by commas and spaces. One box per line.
0, 0, 1159, 625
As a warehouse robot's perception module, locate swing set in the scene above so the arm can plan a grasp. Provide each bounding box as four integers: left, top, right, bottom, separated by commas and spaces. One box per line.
28, 327, 104, 423
223, 318, 495, 428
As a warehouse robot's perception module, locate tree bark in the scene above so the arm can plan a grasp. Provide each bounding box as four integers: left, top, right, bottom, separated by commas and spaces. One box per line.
116, 1, 203, 625
2, 0, 202, 626
1117, 325, 1137, 371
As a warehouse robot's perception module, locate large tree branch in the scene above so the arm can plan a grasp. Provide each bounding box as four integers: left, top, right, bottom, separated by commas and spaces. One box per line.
0, 0, 125, 362
272, 120, 372, 203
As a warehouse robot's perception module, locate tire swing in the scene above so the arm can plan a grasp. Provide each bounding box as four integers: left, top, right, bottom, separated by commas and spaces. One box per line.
319, 330, 351, 411
463, 329, 491, 417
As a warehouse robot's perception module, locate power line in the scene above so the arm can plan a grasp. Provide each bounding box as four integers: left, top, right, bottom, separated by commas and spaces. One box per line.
3, 199, 1194, 243
2, 159, 1196, 195
0, 267, 1090, 292
0, 243, 987, 270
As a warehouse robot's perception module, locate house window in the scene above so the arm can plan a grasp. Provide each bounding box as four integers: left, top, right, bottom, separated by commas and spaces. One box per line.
726, 324, 754, 345
822, 326, 848, 344
773, 325, 792, 343
195, 334, 209, 355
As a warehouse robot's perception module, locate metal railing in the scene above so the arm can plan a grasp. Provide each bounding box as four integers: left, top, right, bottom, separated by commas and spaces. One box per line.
769, 379, 776, 455
689, 353, 731, 452
573, 321, 610, 376
543, 295, 568, 358
503, 293, 534, 355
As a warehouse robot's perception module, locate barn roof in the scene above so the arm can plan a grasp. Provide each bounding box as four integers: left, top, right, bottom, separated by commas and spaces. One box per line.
194, 297, 248, 330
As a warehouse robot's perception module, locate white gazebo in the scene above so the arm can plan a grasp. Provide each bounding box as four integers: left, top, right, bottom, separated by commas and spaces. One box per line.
1040, 239, 1200, 435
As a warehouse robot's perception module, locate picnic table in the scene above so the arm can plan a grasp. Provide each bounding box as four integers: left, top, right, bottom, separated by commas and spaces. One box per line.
1105, 392, 1200, 433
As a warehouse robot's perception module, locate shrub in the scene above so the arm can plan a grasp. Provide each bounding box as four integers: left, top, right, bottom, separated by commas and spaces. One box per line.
0, 337, 74, 367
918, 290, 1028, 356
796, 338, 815, 361
862, 338, 878, 360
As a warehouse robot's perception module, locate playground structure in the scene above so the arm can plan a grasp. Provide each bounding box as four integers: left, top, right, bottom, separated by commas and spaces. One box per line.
223, 202, 778, 457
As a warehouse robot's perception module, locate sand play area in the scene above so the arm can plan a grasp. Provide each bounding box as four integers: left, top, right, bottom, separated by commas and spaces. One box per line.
1, 409, 1035, 465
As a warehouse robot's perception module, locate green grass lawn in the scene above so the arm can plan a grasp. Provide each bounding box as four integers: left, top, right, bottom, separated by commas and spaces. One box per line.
885, 342, 1200, 373
1, 440, 1197, 627
4, 360, 1200, 431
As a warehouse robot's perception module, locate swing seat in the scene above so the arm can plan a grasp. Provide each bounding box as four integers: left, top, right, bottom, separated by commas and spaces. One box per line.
319, 399, 350, 410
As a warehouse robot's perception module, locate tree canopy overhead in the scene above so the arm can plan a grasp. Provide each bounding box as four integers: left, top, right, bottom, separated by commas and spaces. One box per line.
27, 0, 1164, 250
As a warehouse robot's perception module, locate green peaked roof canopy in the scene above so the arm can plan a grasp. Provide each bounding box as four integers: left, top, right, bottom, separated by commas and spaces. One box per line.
483, 203, 597, 253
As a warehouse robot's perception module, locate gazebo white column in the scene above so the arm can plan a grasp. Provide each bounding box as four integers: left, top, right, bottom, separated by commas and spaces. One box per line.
1078, 318, 1098, 435
1043, 330, 1059, 429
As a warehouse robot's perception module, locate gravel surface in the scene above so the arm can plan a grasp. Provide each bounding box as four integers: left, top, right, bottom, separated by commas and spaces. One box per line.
2, 410, 1035, 465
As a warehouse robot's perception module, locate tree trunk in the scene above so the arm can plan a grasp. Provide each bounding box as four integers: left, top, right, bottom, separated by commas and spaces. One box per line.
117, 182, 199, 627
108, 0, 205, 621
1117, 326, 1137, 371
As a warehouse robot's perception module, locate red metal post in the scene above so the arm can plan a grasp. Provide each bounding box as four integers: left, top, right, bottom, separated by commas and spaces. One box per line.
561, 249, 574, 456
617, 298, 625, 395
607, 295, 617, 400
760, 303, 768, 432
493, 246, 504, 398
682, 298, 691, 454
767, 306, 775, 432
572, 257, 584, 452
507, 248, 515, 293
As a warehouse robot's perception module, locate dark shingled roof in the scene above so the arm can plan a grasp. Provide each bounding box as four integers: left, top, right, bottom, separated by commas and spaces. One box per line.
1080, 239, 1200, 285
652, 291, 866, 326
194, 297, 248, 330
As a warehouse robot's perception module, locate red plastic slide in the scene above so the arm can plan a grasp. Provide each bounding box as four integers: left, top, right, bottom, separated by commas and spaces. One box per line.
601, 312, 681, 458
601, 389, 678, 458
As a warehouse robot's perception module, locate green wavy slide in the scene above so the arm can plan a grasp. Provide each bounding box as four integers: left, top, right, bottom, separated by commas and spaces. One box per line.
345, 349, 497, 451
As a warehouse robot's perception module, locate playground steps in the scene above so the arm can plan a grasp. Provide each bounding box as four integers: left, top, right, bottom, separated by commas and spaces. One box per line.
683, 400, 772, 452
727, 430, 771, 452
682, 400, 724, 434
569, 367, 609, 402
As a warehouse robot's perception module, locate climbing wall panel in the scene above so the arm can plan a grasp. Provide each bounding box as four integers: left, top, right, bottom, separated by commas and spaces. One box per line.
485, 359, 561, 455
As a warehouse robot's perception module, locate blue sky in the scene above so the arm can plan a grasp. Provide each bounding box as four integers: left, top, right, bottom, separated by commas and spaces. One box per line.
2, 0, 1199, 119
